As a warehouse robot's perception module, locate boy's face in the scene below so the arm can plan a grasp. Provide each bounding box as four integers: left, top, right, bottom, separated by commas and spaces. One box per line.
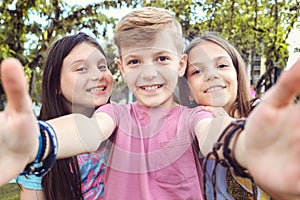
117, 30, 187, 108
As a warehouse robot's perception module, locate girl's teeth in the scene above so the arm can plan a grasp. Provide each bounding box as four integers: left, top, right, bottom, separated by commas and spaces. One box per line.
206, 86, 223, 93
144, 85, 159, 90
90, 87, 104, 92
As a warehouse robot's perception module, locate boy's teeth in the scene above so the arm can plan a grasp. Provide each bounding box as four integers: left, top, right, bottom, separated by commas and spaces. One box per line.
143, 85, 159, 90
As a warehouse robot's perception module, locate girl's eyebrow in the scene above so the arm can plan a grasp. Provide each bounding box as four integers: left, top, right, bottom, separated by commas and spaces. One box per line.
97, 58, 107, 64
70, 59, 85, 66
189, 61, 211, 68
214, 56, 231, 62
69, 59, 90, 70
71, 58, 107, 66
189, 56, 231, 67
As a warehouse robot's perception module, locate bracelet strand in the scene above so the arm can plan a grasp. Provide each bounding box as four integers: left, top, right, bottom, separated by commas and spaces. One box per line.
20, 120, 58, 177
203, 118, 258, 200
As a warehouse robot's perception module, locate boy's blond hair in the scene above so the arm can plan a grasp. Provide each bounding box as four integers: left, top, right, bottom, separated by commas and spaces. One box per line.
114, 7, 183, 55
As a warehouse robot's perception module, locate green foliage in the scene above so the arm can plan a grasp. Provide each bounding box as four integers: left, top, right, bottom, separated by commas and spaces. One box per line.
0, 0, 120, 108
140, 0, 300, 93
0, 0, 299, 109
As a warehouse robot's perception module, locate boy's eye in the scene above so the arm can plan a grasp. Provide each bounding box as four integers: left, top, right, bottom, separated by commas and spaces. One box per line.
127, 59, 140, 65
156, 56, 169, 62
98, 65, 108, 71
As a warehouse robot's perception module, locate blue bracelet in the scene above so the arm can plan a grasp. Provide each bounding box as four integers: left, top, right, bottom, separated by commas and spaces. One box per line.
20, 120, 58, 177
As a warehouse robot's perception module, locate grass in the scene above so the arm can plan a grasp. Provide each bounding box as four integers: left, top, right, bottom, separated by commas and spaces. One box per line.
0, 184, 20, 200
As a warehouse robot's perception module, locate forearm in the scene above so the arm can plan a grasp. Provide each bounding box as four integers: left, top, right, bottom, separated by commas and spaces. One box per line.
197, 117, 248, 171
233, 130, 247, 168
196, 116, 235, 156
20, 188, 45, 200
48, 114, 105, 158
22, 112, 113, 178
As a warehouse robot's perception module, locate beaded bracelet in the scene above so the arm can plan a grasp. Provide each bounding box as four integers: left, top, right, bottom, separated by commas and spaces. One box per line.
222, 119, 249, 177
202, 118, 257, 200
20, 120, 58, 177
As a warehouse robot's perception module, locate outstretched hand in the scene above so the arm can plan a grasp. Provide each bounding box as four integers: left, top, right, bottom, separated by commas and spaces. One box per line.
243, 59, 300, 197
0, 58, 39, 186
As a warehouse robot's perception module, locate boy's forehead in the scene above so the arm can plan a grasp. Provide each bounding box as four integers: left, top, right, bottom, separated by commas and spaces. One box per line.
120, 30, 179, 56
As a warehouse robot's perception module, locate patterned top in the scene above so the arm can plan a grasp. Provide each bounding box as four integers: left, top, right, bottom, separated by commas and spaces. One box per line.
15, 150, 107, 200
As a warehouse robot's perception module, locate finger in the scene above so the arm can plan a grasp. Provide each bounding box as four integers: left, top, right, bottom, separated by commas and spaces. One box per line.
201, 106, 213, 112
0, 58, 31, 112
201, 106, 228, 117
263, 59, 300, 108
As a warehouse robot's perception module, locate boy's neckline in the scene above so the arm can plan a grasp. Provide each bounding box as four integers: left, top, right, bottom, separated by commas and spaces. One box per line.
134, 101, 180, 110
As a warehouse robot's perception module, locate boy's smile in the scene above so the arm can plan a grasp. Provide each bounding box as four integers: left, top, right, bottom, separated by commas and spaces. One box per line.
117, 30, 187, 108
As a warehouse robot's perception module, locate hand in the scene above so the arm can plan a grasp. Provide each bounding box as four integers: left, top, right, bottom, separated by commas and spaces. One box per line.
244, 60, 300, 196
200, 106, 229, 118
0, 58, 39, 186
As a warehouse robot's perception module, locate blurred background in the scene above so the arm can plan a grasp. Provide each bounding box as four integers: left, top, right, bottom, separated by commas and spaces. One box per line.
0, 0, 299, 199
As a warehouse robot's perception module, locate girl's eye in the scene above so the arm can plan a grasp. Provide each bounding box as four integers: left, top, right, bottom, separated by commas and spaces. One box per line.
217, 64, 228, 69
98, 65, 108, 71
156, 56, 169, 62
76, 67, 87, 72
191, 68, 203, 75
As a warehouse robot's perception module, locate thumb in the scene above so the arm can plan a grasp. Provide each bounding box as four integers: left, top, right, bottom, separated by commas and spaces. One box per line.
0, 58, 31, 113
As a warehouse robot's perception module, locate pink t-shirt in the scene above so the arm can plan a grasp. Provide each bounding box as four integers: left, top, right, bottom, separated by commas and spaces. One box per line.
96, 102, 211, 199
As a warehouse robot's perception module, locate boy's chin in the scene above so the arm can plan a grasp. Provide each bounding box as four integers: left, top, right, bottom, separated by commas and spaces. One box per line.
138, 101, 161, 108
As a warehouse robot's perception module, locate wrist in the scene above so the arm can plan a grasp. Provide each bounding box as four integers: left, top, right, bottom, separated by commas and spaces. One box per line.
20, 120, 58, 177
233, 129, 247, 169
222, 119, 249, 178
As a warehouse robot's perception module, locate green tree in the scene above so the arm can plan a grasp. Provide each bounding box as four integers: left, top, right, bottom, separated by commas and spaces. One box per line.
1, 0, 299, 110
0, 0, 119, 110
129, 0, 300, 94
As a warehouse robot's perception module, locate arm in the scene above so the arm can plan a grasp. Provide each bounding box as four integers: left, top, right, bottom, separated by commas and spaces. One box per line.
0, 58, 39, 186
16, 175, 44, 200
197, 59, 300, 197
20, 188, 45, 200
48, 112, 114, 159
195, 115, 234, 156
235, 59, 300, 196
0, 58, 114, 186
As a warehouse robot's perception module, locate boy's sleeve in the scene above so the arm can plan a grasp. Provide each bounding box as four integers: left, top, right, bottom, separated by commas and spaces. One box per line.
190, 107, 212, 128
95, 102, 119, 125
15, 175, 43, 190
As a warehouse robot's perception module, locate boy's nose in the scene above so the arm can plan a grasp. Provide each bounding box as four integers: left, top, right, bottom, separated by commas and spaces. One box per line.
141, 65, 158, 80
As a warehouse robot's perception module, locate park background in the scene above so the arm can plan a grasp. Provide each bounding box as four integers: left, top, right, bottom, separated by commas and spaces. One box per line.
0, 0, 300, 199
0, 0, 300, 111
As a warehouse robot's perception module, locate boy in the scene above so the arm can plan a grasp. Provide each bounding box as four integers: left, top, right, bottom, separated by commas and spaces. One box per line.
1, 7, 300, 199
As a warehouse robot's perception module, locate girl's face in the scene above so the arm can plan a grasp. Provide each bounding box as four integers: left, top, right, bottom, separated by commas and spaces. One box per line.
60, 42, 113, 114
186, 41, 238, 112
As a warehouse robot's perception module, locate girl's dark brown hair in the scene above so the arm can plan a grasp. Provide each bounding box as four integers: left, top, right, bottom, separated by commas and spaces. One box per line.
40, 32, 106, 199
179, 32, 253, 118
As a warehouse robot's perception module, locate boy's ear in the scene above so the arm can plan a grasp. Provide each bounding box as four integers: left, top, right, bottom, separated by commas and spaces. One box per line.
178, 54, 188, 77
117, 58, 125, 77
